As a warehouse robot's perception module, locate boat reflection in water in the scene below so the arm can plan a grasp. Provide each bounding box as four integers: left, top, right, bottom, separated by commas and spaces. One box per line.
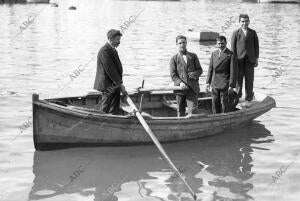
28, 121, 273, 201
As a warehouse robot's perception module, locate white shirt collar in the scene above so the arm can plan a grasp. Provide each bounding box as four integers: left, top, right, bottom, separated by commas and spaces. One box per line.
182, 55, 187, 63
219, 47, 227, 54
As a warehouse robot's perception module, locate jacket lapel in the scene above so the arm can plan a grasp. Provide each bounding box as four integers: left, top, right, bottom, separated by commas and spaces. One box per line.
107, 43, 118, 59
238, 28, 251, 41
114, 50, 123, 74
186, 52, 192, 67
177, 53, 187, 70
238, 28, 244, 40
106, 43, 123, 74
214, 49, 228, 68
219, 49, 227, 61
213, 51, 220, 67
245, 28, 251, 41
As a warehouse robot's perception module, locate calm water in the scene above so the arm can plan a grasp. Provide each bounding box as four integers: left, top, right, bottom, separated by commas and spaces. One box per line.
0, 0, 300, 200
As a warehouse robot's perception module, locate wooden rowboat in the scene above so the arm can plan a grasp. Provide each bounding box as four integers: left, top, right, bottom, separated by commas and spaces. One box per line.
32, 89, 276, 150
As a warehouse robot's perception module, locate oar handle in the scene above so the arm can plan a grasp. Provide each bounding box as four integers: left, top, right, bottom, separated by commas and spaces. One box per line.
138, 80, 145, 112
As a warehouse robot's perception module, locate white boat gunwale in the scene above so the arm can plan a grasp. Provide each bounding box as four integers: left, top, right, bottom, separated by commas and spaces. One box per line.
33, 92, 275, 122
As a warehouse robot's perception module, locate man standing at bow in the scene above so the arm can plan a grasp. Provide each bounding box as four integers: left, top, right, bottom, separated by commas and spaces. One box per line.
170, 35, 203, 117
231, 14, 259, 104
94, 29, 126, 115
206, 36, 237, 114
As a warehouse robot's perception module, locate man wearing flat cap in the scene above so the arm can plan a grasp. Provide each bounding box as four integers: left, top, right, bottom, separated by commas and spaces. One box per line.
94, 29, 126, 115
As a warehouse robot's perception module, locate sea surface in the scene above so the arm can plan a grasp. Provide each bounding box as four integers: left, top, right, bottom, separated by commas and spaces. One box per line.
0, 0, 300, 200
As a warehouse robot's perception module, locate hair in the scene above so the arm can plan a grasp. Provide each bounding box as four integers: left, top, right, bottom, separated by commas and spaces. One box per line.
176, 35, 187, 43
216, 36, 227, 43
239, 14, 250, 22
107, 29, 123, 40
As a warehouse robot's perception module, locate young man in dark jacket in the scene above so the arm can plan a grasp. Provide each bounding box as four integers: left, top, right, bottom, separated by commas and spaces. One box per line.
206, 36, 237, 113
231, 14, 259, 104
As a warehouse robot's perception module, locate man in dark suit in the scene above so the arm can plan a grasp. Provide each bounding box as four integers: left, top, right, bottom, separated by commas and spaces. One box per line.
231, 14, 259, 104
206, 36, 237, 114
93, 29, 126, 115
170, 35, 203, 117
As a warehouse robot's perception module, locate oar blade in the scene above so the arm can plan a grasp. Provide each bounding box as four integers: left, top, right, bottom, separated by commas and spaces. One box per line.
125, 94, 197, 200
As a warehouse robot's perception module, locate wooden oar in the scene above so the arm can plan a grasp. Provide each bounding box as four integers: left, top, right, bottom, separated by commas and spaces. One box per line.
124, 91, 197, 200
138, 86, 182, 93
138, 80, 145, 112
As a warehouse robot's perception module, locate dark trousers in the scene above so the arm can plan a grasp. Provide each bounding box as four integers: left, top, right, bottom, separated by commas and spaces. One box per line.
176, 89, 198, 117
212, 88, 227, 114
100, 87, 121, 115
236, 56, 255, 101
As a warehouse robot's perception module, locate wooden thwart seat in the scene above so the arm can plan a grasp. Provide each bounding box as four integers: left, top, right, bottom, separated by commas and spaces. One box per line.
120, 103, 152, 117
162, 96, 212, 110
67, 105, 105, 114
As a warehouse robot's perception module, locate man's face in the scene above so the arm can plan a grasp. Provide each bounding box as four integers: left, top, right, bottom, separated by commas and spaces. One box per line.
110, 36, 121, 47
216, 39, 227, 51
177, 38, 187, 52
240, 17, 250, 29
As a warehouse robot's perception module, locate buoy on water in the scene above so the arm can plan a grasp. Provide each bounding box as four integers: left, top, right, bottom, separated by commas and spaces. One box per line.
68, 6, 77, 10
186, 29, 219, 42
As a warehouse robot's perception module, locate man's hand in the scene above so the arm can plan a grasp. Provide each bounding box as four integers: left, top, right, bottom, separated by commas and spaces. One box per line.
120, 84, 127, 95
179, 82, 188, 89
206, 83, 211, 92
188, 72, 198, 80
254, 58, 258, 67
228, 87, 234, 94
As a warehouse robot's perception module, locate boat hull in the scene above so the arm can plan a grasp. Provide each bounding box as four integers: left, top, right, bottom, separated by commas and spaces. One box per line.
257, 0, 299, 3
27, 0, 49, 3
32, 93, 275, 150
